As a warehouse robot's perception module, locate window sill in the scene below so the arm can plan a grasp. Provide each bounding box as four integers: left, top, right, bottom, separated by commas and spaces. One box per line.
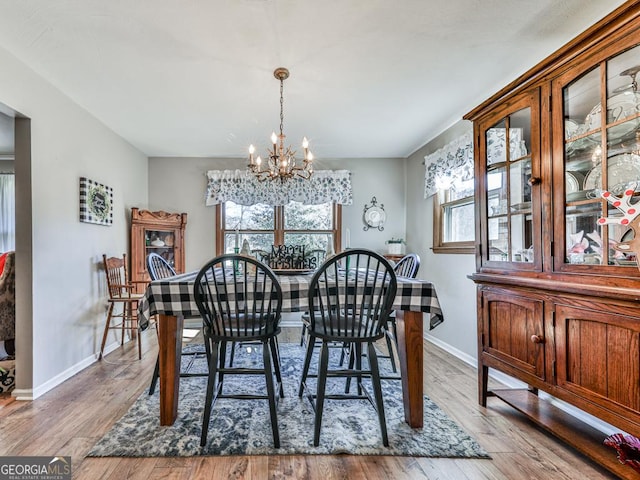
432, 245, 475, 255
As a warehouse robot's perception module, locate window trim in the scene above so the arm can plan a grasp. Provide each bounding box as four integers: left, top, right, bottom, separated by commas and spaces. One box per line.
215, 203, 342, 255
432, 189, 475, 254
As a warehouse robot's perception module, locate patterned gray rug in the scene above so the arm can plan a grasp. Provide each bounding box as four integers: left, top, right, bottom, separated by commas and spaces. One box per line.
88, 342, 490, 458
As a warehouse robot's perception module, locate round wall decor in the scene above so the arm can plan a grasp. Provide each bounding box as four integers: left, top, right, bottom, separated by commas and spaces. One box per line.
363, 196, 386, 231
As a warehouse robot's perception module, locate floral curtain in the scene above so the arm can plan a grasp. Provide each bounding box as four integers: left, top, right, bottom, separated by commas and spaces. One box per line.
424, 132, 474, 198
205, 169, 353, 206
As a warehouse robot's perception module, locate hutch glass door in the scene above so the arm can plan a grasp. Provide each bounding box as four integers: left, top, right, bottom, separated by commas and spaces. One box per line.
479, 91, 540, 270
561, 43, 640, 270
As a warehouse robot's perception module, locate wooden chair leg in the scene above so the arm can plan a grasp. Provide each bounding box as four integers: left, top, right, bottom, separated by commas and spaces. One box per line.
98, 303, 115, 360
299, 322, 307, 346
149, 356, 160, 395
354, 343, 363, 396
120, 303, 127, 345
268, 337, 284, 398
313, 341, 330, 447
262, 339, 280, 448
201, 340, 219, 447
345, 342, 356, 393
298, 335, 316, 398
384, 328, 398, 373
368, 342, 389, 446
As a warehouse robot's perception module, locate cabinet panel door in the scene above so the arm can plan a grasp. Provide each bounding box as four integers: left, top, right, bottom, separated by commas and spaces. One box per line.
555, 305, 640, 412
482, 290, 545, 380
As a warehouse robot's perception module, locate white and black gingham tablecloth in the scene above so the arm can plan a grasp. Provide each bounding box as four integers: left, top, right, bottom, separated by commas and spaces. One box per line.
138, 271, 444, 330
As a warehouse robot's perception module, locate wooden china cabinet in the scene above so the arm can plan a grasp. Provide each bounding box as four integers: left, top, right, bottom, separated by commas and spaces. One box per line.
130, 208, 187, 293
465, 2, 640, 476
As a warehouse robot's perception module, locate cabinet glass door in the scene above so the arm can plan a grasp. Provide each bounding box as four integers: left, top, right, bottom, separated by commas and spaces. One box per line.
481, 93, 539, 269
561, 43, 640, 269
145, 229, 176, 267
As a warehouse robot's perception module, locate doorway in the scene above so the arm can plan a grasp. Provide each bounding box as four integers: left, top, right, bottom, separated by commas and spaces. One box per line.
0, 111, 15, 399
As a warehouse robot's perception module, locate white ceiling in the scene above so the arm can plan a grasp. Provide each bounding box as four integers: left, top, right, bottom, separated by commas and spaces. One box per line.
0, 0, 630, 159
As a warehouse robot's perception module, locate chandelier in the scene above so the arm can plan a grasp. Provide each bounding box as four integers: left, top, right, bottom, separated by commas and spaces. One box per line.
247, 68, 314, 182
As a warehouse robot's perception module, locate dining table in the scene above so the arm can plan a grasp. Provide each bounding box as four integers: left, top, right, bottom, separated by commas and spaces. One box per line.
137, 269, 444, 428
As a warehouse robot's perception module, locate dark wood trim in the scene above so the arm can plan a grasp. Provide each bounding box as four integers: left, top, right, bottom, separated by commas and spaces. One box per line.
432, 189, 475, 255
215, 204, 223, 255
469, 272, 640, 302
432, 245, 474, 254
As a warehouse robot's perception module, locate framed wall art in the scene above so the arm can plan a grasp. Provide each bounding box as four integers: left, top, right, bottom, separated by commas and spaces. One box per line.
79, 177, 113, 226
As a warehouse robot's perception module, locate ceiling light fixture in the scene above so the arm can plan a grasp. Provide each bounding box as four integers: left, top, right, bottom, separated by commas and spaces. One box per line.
247, 68, 313, 182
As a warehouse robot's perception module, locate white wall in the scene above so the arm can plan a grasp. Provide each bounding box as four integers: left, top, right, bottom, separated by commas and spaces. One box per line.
405, 120, 478, 360
148, 156, 406, 271
0, 45, 148, 396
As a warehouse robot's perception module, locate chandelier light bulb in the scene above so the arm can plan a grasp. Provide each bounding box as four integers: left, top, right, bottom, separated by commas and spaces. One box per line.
249, 144, 255, 154
302, 137, 309, 149
271, 132, 278, 145
256, 156, 262, 165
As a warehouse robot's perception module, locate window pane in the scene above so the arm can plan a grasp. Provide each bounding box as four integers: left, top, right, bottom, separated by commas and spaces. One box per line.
449, 178, 474, 201
284, 201, 332, 230
488, 217, 508, 261
487, 167, 507, 216
225, 232, 274, 253
509, 159, 532, 208
443, 200, 474, 243
284, 233, 331, 251
510, 213, 533, 262
224, 201, 274, 230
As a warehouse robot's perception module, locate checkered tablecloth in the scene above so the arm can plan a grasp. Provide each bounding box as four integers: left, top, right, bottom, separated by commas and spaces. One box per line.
138, 271, 444, 330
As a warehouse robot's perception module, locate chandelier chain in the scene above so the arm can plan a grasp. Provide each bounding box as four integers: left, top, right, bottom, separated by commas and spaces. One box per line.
279, 77, 284, 137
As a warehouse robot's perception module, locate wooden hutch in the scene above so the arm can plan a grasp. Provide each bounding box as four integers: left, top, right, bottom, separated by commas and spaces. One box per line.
465, 2, 640, 476
130, 208, 187, 293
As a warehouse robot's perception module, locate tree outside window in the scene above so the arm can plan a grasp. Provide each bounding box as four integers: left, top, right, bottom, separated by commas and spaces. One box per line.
215, 201, 341, 255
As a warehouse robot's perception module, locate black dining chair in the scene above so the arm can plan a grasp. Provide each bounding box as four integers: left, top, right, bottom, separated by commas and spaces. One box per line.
381, 253, 420, 373
299, 248, 328, 347
194, 254, 284, 448
147, 253, 208, 395
298, 249, 397, 446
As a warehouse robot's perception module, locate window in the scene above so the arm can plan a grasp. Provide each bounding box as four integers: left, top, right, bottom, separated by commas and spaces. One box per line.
216, 201, 341, 255
0, 174, 15, 252
433, 177, 475, 254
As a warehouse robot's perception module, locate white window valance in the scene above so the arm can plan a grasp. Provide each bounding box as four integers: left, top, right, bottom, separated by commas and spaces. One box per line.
205, 169, 353, 207
424, 132, 474, 198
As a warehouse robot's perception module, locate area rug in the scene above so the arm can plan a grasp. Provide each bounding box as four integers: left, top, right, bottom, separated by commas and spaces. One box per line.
88, 343, 490, 458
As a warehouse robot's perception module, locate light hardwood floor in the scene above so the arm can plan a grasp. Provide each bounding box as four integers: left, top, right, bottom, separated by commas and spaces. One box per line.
0, 328, 619, 479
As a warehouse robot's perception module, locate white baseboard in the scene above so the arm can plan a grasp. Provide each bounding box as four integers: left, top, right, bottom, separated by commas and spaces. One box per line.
424, 333, 620, 436
11, 339, 123, 401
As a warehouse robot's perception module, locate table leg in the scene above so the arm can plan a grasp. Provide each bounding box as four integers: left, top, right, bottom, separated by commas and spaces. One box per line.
158, 313, 183, 426
395, 310, 424, 428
